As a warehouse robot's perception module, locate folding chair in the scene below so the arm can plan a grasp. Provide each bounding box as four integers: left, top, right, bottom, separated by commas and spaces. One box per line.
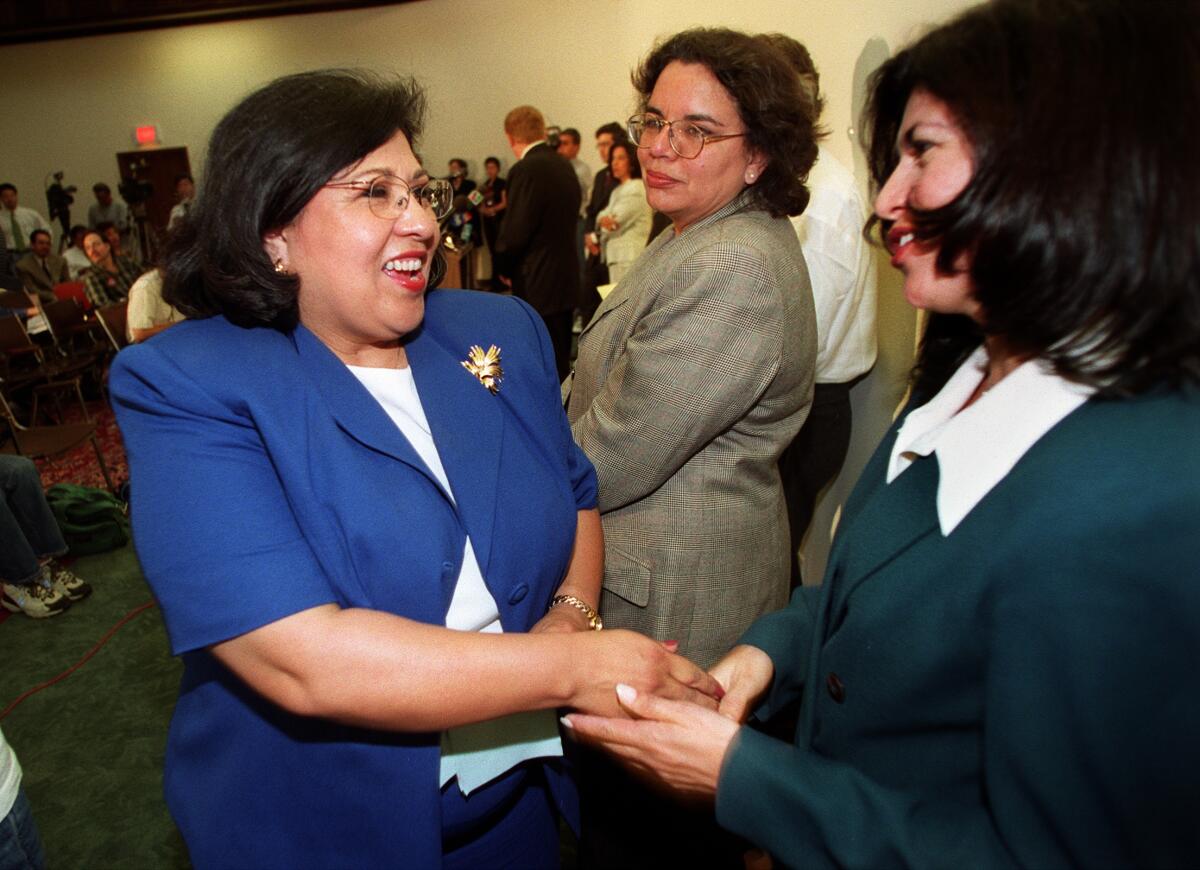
0, 389, 114, 492
95, 300, 130, 354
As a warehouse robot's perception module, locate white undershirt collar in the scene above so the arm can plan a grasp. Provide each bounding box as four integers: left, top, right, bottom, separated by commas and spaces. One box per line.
519, 140, 546, 160
887, 345, 1094, 535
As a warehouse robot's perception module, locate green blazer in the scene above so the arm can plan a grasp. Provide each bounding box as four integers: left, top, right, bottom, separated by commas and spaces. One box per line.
717, 387, 1200, 868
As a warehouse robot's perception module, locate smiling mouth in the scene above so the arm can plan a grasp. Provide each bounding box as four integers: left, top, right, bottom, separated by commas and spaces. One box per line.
885, 226, 917, 256
383, 256, 424, 275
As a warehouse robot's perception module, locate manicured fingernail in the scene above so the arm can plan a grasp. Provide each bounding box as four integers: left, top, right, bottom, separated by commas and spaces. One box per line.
616, 683, 637, 704
715, 684, 726, 700
559, 715, 575, 730
663, 640, 679, 651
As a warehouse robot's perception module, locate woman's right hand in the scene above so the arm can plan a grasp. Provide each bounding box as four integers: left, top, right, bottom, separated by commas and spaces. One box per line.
565, 629, 724, 717
708, 644, 774, 723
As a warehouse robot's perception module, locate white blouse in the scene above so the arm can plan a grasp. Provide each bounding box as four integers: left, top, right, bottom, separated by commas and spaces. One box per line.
348, 364, 562, 795
888, 346, 1094, 535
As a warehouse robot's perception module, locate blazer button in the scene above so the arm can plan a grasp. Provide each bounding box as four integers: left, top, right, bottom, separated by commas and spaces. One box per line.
508, 584, 529, 604
826, 672, 846, 704
441, 561, 454, 575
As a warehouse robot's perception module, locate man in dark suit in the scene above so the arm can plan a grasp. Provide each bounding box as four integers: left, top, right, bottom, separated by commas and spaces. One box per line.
494, 105, 581, 380
15, 229, 69, 304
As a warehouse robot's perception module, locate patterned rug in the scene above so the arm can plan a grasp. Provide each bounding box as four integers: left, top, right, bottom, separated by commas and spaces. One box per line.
31, 401, 129, 491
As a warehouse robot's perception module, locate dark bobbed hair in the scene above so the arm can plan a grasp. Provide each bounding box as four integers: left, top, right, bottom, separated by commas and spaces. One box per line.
631, 27, 817, 218
607, 140, 642, 181
866, 0, 1200, 398
163, 68, 430, 331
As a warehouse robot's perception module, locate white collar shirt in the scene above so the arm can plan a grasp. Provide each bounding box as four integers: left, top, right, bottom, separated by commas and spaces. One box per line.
887, 345, 1094, 535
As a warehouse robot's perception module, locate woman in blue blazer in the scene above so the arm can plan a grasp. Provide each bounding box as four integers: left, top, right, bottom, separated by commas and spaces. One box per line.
110, 70, 719, 870
566, 2, 1200, 866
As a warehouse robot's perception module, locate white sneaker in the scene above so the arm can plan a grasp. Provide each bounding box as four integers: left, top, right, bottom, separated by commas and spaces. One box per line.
1, 581, 71, 618
42, 562, 92, 602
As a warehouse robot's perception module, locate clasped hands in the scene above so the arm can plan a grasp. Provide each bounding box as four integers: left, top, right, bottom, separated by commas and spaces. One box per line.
563, 643, 774, 800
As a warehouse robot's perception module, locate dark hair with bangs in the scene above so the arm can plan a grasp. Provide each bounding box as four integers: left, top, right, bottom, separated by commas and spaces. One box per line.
866, 0, 1200, 398
163, 69, 431, 331
631, 27, 818, 218
607, 140, 642, 181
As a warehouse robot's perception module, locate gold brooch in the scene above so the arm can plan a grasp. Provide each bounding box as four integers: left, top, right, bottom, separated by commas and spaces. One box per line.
462, 344, 503, 394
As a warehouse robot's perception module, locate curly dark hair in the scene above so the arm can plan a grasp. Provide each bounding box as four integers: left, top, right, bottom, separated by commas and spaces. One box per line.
631, 27, 817, 218
163, 69, 433, 331
866, 0, 1200, 398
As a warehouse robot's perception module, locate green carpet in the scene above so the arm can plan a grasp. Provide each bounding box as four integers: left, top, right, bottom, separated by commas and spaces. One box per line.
0, 543, 190, 869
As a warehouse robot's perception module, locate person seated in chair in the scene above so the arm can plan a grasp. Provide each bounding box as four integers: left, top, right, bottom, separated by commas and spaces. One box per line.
80, 229, 144, 307
0, 455, 91, 619
15, 229, 69, 306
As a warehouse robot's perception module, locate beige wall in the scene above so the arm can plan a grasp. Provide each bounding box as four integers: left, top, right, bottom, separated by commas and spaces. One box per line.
1, 0, 972, 580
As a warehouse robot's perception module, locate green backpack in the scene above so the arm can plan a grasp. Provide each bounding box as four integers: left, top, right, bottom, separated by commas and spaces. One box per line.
45, 484, 130, 556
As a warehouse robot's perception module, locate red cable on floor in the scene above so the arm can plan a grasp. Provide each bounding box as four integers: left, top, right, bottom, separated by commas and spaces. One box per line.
0, 600, 157, 721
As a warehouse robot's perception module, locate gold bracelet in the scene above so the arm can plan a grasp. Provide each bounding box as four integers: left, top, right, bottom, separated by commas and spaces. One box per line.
549, 594, 603, 631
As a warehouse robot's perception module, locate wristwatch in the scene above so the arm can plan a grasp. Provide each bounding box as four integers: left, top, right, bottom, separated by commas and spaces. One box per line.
549, 594, 603, 631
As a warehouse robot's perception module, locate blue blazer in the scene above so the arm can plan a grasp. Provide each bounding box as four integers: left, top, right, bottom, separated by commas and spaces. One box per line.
716, 387, 1200, 868
111, 289, 596, 869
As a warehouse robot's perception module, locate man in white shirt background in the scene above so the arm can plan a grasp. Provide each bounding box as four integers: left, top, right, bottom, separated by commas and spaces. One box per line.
0, 183, 50, 259
762, 33, 879, 590
167, 174, 195, 231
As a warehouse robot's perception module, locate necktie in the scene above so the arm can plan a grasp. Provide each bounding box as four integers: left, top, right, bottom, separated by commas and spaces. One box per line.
8, 211, 20, 252
42, 259, 52, 281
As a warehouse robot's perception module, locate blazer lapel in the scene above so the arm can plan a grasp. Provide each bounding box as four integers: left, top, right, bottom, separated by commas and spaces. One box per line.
826, 451, 941, 624
293, 325, 446, 493
405, 326, 504, 576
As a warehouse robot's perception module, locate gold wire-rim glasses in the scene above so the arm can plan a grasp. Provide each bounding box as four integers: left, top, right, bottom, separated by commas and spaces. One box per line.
324, 175, 455, 220
626, 113, 747, 159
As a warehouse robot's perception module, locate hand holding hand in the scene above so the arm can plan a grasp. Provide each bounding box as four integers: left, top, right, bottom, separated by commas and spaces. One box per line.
708, 645, 774, 723
564, 683, 740, 801
566, 630, 723, 718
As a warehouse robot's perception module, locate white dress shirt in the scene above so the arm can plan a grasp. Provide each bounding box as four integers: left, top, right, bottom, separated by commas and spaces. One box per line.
888, 346, 1094, 535
1, 206, 50, 253
790, 146, 878, 383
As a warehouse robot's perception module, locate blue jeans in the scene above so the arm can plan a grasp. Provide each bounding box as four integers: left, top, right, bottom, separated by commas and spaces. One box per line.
0, 456, 67, 586
0, 788, 45, 870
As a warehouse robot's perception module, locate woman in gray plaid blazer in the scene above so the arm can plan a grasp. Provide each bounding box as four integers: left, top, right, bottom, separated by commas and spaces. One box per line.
565, 28, 819, 867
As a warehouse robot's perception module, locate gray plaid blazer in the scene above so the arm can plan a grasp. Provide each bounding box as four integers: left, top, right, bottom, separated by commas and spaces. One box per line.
567, 191, 816, 668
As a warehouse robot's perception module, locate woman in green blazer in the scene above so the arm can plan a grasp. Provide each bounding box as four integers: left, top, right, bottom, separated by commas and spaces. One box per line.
565, 1, 1200, 866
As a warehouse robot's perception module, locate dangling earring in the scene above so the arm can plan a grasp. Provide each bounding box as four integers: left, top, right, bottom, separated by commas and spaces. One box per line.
273, 259, 286, 274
